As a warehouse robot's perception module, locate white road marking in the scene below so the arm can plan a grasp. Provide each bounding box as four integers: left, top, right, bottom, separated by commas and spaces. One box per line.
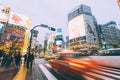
45, 63, 52, 68
97, 66, 120, 72
91, 69, 120, 79
82, 75, 95, 80
98, 68, 120, 75
39, 64, 57, 80
85, 72, 114, 80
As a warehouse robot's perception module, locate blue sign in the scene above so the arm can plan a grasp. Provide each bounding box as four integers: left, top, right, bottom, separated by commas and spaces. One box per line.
57, 28, 62, 36
57, 28, 62, 32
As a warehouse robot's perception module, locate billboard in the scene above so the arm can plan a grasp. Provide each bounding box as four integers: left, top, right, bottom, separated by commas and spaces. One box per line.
68, 14, 86, 39
0, 6, 10, 22
56, 28, 62, 38
9, 12, 31, 29
56, 40, 62, 45
56, 28, 62, 35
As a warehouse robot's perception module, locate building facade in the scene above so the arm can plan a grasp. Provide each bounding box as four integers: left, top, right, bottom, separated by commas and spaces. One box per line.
99, 21, 119, 49
68, 4, 99, 51
55, 28, 64, 51
0, 5, 31, 53
47, 31, 56, 54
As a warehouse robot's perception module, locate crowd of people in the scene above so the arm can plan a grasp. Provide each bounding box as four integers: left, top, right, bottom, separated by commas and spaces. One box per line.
0, 50, 35, 69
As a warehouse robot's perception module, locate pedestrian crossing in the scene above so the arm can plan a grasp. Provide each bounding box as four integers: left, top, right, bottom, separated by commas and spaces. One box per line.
39, 64, 57, 80
37, 60, 120, 80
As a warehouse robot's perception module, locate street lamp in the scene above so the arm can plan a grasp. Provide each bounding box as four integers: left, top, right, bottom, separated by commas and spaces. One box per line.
28, 24, 56, 54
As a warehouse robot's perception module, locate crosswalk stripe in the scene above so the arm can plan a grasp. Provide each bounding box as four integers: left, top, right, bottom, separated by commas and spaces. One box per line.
96, 65, 120, 72
85, 72, 115, 80
97, 68, 120, 75
38, 59, 120, 80
91, 69, 120, 79
45, 63, 52, 68
66, 61, 120, 80
82, 75, 95, 80
39, 64, 57, 80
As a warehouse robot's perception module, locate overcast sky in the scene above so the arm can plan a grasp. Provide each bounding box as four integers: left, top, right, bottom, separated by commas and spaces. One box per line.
0, 0, 120, 44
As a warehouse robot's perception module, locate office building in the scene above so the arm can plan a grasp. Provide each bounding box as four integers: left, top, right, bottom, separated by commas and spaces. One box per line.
68, 4, 99, 51
99, 21, 119, 49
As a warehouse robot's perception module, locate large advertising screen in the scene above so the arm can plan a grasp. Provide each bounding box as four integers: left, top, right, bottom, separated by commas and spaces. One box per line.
56, 28, 62, 35
56, 40, 62, 45
68, 14, 86, 39
56, 28, 62, 38
9, 12, 31, 29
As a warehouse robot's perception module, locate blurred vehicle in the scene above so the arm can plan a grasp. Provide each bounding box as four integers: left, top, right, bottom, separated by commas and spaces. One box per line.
44, 54, 56, 60
56, 49, 89, 60
49, 49, 90, 80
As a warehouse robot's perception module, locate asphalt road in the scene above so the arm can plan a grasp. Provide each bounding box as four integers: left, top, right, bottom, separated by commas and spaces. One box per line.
27, 57, 120, 80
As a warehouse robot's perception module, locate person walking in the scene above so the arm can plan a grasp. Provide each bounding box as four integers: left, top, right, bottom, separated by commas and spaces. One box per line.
5, 53, 13, 68
1, 53, 8, 67
30, 52, 34, 68
23, 53, 28, 67
26, 52, 30, 69
26, 52, 34, 69
14, 52, 21, 68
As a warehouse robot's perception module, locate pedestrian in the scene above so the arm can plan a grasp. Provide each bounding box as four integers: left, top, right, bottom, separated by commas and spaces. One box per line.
30, 52, 34, 68
1, 53, 7, 67
26, 52, 30, 69
0, 50, 5, 66
0, 50, 4, 58
14, 52, 21, 68
6, 53, 13, 68
26, 52, 34, 69
23, 53, 28, 67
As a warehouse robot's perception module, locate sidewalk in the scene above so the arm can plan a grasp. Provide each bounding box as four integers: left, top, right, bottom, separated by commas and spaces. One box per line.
0, 65, 18, 80
13, 58, 46, 80
12, 63, 27, 80
12, 61, 36, 80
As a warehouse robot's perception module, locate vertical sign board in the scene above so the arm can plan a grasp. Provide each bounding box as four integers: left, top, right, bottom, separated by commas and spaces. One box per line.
56, 28, 62, 38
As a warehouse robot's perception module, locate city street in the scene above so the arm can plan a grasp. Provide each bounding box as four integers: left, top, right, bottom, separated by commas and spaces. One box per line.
0, 0, 120, 80
0, 56, 120, 80
26, 58, 69, 80
0, 64, 18, 80
26, 57, 120, 80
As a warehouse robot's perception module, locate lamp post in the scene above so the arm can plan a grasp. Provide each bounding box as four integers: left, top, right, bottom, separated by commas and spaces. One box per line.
28, 24, 56, 54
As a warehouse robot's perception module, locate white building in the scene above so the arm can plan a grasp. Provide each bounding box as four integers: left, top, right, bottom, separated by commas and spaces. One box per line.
68, 4, 99, 50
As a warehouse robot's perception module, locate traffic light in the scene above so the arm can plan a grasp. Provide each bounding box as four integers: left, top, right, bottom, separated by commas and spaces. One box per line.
33, 30, 38, 37
48, 27, 56, 31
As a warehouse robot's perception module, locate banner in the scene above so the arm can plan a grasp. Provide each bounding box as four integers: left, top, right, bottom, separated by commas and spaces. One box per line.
9, 12, 31, 29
